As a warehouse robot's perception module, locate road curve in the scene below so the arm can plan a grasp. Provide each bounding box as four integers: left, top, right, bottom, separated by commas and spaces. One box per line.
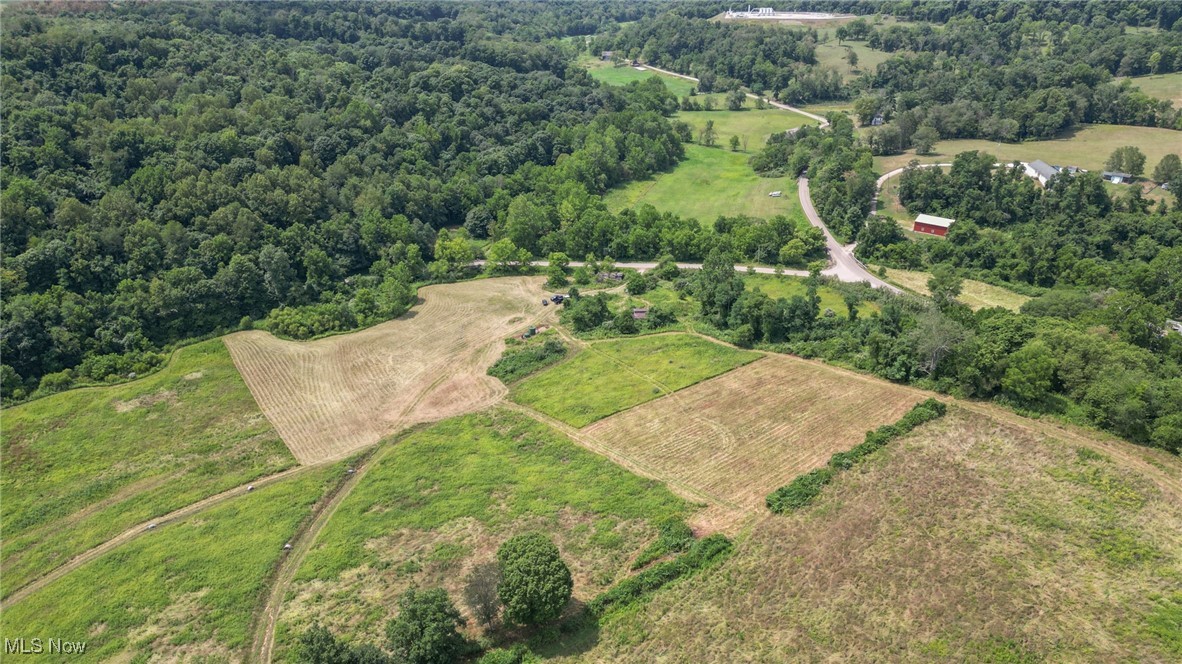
797, 178, 900, 292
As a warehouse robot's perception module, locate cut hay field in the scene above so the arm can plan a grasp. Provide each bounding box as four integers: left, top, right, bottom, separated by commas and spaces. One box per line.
275, 409, 689, 660
814, 39, 894, 81
872, 124, 1182, 174
1122, 71, 1182, 106
0, 463, 346, 662
575, 405, 1182, 662
679, 104, 812, 149
603, 145, 805, 226
511, 334, 760, 428
224, 277, 554, 465
874, 266, 1032, 311
581, 354, 924, 512
0, 339, 294, 599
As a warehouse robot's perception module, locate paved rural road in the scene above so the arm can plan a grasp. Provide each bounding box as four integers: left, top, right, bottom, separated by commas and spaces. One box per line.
797, 177, 900, 292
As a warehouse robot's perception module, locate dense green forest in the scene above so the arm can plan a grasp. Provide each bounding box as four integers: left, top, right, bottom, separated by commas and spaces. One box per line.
3, 0, 1181, 455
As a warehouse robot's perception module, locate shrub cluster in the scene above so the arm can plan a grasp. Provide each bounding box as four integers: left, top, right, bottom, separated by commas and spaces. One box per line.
587, 534, 731, 617
630, 517, 694, 570
766, 398, 947, 514
487, 337, 567, 383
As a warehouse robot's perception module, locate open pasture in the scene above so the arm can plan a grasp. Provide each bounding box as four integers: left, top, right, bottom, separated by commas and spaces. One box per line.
872, 124, 1182, 175
581, 354, 923, 512
603, 145, 805, 225
576, 406, 1182, 662
510, 333, 760, 428
875, 266, 1032, 312
1122, 71, 1182, 106
224, 277, 554, 465
583, 57, 697, 97
0, 464, 345, 662
275, 409, 688, 658
741, 274, 879, 317
0, 340, 294, 599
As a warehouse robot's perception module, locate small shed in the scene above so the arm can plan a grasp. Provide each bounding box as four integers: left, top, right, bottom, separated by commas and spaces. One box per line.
1102, 171, 1132, 184
601, 51, 614, 61
913, 213, 955, 237
768, 190, 782, 197
870, 114, 885, 126
631, 308, 648, 320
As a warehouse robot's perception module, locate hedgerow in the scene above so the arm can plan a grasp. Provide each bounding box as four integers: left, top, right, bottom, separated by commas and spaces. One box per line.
587, 534, 732, 617
767, 398, 947, 514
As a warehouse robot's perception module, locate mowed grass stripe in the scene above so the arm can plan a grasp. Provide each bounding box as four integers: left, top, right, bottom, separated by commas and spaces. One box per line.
0, 463, 347, 661
582, 354, 925, 511
510, 334, 761, 428
0, 339, 295, 598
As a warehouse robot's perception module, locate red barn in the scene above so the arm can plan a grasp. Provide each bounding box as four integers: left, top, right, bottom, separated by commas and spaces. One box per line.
913, 213, 955, 237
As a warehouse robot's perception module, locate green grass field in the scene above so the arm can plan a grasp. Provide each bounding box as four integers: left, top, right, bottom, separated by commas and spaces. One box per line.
0, 464, 344, 661
874, 266, 1032, 312
814, 40, 894, 81
604, 145, 805, 226
511, 334, 760, 427
679, 106, 811, 149
278, 409, 689, 656
1121, 72, 1182, 106
741, 274, 880, 318
872, 124, 1182, 175
0, 340, 295, 598
583, 57, 697, 97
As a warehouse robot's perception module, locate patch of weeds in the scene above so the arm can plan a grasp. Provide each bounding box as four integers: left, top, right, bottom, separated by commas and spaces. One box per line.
1091, 525, 1162, 567
1075, 447, 1108, 463
428, 542, 468, 567
396, 559, 422, 576
1145, 593, 1182, 656
965, 636, 1042, 663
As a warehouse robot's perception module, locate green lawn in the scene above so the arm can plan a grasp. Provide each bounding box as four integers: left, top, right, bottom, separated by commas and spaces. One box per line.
741, 274, 880, 318
872, 124, 1182, 175
0, 464, 344, 661
511, 334, 760, 427
583, 57, 697, 97
1120, 72, 1182, 106
604, 145, 806, 226
680, 106, 811, 149
0, 340, 295, 598
279, 409, 689, 657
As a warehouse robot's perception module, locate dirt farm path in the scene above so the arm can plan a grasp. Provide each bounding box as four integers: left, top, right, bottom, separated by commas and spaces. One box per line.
1, 463, 316, 608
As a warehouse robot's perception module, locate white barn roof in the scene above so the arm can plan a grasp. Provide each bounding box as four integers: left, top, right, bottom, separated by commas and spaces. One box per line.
915, 213, 955, 228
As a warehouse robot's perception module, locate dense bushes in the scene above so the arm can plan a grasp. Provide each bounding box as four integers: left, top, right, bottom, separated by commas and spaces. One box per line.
587, 533, 732, 617
767, 398, 947, 514
487, 337, 568, 383
630, 517, 694, 570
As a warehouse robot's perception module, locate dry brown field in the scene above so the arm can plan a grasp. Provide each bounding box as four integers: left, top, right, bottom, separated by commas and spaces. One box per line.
225, 277, 554, 464
581, 354, 925, 515
569, 405, 1182, 662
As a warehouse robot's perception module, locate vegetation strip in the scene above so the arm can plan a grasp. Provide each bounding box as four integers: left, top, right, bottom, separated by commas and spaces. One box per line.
587, 533, 733, 616
767, 398, 947, 513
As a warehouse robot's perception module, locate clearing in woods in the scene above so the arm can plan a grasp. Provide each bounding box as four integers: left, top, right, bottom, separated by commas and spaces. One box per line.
0, 463, 347, 662
872, 265, 1032, 312
510, 333, 761, 428
224, 277, 554, 465
273, 409, 688, 661
872, 124, 1182, 175
581, 354, 924, 512
573, 406, 1182, 662
0, 339, 294, 599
